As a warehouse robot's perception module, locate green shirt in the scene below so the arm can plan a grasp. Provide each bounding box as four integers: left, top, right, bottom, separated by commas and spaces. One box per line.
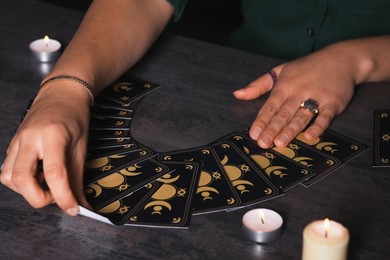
168, 0, 390, 60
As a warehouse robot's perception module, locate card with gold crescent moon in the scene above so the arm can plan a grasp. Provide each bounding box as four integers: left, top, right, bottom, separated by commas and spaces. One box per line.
89, 116, 132, 131
88, 129, 132, 140
271, 140, 342, 187
94, 96, 142, 112
98, 76, 160, 105
374, 110, 390, 167
211, 140, 282, 208
88, 137, 136, 150
84, 145, 155, 185
86, 141, 143, 160
90, 105, 133, 119
124, 162, 201, 228
158, 147, 241, 214
295, 129, 367, 163
93, 181, 160, 225
84, 158, 171, 211
220, 132, 316, 191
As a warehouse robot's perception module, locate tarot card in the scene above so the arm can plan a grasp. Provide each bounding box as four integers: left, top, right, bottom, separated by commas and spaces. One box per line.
158, 147, 241, 214
295, 129, 367, 163
220, 132, 315, 191
84, 158, 171, 210
86, 141, 142, 160
88, 129, 132, 140
88, 137, 135, 150
89, 116, 131, 130
84, 145, 155, 185
374, 110, 390, 167
98, 76, 160, 105
94, 96, 142, 112
211, 140, 281, 207
90, 105, 133, 119
125, 161, 200, 228
94, 182, 160, 225
271, 140, 341, 187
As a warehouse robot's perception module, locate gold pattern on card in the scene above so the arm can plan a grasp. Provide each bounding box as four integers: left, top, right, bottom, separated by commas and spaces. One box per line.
97, 200, 122, 214
315, 142, 338, 154
233, 135, 243, 141
273, 144, 314, 167
85, 154, 127, 169
144, 84, 151, 88
115, 120, 125, 126
326, 159, 335, 166
113, 82, 133, 93
381, 158, 389, 164
382, 134, 390, 142
172, 218, 182, 224
118, 110, 128, 116
351, 145, 359, 150
227, 198, 236, 204
85, 164, 149, 198
243, 147, 288, 178
114, 130, 123, 136
380, 112, 389, 118
143, 173, 185, 216
197, 171, 220, 201
220, 155, 254, 194
116, 138, 125, 143
264, 188, 273, 195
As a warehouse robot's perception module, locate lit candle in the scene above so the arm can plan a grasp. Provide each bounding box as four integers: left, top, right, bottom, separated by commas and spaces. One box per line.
29, 35, 61, 62
242, 208, 283, 243
302, 218, 349, 260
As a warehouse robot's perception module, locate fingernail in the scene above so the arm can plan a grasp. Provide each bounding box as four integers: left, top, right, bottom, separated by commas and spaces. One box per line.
232, 89, 242, 97
259, 135, 271, 148
66, 207, 79, 216
250, 127, 262, 140
275, 134, 288, 146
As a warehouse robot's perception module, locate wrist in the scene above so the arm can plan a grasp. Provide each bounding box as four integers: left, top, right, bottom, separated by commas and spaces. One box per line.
39, 75, 94, 105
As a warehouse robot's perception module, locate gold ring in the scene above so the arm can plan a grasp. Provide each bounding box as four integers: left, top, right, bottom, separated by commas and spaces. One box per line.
300, 99, 319, 115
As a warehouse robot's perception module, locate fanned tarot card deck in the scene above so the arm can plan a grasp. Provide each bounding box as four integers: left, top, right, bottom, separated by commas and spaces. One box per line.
20, 75, 368, 228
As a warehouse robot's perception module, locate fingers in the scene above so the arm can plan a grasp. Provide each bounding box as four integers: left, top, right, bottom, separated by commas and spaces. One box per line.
42, 131, 79, 216
12, 146, 54, 208
233, 69, 280, 100
250, 98, 338, 148
1, 130, 80, 216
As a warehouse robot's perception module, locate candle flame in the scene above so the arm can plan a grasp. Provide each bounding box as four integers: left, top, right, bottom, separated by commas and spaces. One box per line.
259, 209, 265, 224
323, 218, 330, 238
44, 35, 50, 47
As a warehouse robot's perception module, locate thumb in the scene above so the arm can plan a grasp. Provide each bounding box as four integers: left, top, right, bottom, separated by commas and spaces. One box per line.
233, 65, 283, 100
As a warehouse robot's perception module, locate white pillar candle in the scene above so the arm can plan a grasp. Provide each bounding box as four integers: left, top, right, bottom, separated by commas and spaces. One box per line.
29, 35, 61, 62
242, 208, 283, 243
302, 219, 349, 260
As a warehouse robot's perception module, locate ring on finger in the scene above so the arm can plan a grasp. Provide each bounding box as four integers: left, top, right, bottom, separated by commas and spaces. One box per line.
300, 98, 319, 115
267, 69, 278, 87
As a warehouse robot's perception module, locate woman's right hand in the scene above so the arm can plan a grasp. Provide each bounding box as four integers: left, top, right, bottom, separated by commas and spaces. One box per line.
0, 81, 91, 216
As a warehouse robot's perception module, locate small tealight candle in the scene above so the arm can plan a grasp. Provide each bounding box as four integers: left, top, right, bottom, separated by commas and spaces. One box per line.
302, 218, 349, 260
242, 208, 283, 243
29, 35, 61, 62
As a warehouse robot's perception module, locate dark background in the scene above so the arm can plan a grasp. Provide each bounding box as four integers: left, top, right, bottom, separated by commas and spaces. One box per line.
38, 0, 243, 46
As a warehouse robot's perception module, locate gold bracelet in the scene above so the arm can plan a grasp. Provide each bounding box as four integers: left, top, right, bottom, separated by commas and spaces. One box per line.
39, 75, 94, 105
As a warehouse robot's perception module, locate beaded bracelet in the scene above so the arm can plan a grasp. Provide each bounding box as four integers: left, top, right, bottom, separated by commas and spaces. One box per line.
39, 75, 95, 105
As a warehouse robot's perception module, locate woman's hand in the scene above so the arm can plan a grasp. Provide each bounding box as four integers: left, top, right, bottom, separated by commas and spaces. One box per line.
234, 44, 358, 148
0, 82, 91, 215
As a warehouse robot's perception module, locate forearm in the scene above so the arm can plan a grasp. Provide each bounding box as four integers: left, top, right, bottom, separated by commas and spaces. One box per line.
44, 0, 174, 93
321, 35, 390, 85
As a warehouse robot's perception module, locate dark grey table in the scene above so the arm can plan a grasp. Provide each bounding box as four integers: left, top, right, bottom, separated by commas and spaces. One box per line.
1, 1, 389, 259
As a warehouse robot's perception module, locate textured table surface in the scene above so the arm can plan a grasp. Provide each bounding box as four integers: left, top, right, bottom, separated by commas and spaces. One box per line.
1, 1, 389, 259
